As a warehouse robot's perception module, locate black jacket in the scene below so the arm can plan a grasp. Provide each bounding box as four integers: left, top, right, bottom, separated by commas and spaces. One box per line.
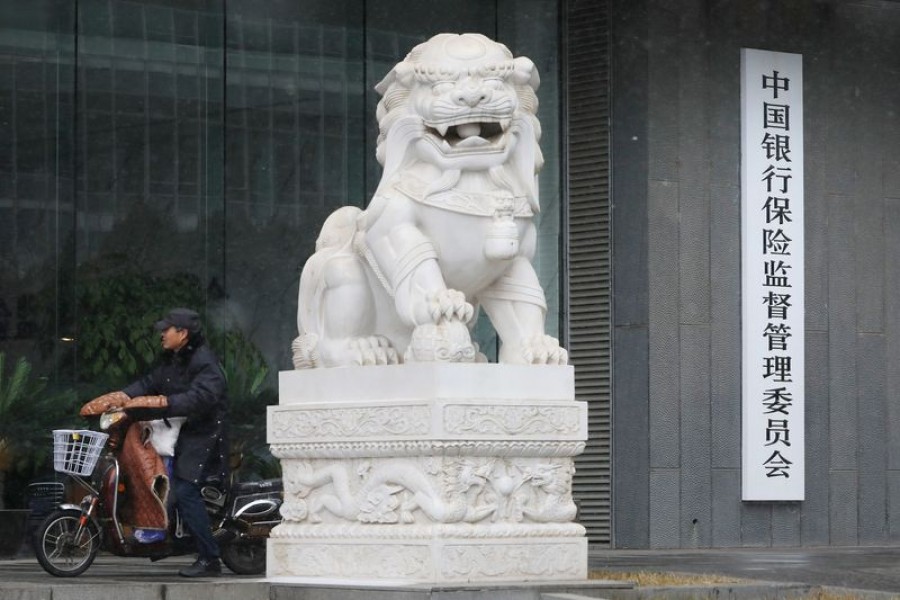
122, 335, 228, 485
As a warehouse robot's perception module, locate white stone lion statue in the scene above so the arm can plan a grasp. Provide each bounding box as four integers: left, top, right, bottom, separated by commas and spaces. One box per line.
292, 33, 567, 368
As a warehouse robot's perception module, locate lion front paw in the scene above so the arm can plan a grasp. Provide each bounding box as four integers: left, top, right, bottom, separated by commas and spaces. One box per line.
426, 289, 474, 324
501, 335, 569, 365
318, 335, 401, 367
349, 336, 401, 366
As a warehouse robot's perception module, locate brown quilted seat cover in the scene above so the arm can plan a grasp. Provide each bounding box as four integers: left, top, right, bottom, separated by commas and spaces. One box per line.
119, 422, 169, 531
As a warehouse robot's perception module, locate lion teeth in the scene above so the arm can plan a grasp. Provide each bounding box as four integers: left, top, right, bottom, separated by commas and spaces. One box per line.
500, 118, 511, 131
455, 136, 490, 149
436, 124, 449, 137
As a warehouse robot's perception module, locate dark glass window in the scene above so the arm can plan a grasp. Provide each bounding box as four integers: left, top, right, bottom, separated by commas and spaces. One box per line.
0, 1, 561, 488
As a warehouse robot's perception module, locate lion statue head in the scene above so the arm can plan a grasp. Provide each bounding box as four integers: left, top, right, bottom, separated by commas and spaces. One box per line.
373, 33, 544, 211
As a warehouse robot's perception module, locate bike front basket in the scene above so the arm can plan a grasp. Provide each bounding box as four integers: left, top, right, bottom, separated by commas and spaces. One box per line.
52, 430, 109, 476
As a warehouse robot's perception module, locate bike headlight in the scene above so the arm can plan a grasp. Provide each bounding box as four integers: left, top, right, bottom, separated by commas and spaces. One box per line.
99, 411, 126, 430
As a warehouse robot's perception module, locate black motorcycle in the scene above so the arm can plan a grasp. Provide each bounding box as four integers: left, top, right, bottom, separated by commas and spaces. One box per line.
33, 412, 282, 577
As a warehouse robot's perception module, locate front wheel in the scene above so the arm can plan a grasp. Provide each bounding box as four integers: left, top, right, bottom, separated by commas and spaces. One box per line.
33, 509, 102, 577
221, 539, 266, 575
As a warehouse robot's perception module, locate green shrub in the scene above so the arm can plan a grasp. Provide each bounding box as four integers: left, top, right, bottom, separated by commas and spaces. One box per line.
0, 353, 78, 508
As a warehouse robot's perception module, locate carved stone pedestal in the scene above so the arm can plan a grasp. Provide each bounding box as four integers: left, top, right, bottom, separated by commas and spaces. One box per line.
267, 364, 587, 583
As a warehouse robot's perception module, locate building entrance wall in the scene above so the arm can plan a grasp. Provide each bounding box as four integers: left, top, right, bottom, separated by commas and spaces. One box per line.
610, 0, 900, 548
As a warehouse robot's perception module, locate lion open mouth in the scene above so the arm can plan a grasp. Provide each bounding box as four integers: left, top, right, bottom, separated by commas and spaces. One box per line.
425, 119, 510, 152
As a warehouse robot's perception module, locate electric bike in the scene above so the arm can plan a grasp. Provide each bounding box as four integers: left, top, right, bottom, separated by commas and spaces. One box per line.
33, 411, 282, 577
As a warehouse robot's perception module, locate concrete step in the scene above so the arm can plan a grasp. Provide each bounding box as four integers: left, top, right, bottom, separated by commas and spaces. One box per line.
268, 580, 631, 600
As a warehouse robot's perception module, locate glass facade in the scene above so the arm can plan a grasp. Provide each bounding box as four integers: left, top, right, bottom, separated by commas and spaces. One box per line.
0, 0, 561, 401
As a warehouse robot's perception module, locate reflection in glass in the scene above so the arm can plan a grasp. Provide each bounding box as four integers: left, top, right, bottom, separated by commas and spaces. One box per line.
1, 0, 561, 381
0, 1, 76, 379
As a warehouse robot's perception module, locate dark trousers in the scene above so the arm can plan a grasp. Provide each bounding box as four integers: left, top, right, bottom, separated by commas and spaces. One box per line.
173, 477, 219, 560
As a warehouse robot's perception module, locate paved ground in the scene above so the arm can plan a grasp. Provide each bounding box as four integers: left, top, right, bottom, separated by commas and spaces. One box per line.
2, 547, 900, 598
0, 554, 241, 583
590, 546, 900, 595
0, 554, 273, 600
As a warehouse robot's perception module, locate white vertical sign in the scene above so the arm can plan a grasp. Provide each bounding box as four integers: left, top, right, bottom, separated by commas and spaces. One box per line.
741, 48, 805, 501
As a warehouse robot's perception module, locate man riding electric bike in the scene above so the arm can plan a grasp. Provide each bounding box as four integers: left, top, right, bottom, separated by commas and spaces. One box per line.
33, 308, 281, 578
33, 407, 282, 577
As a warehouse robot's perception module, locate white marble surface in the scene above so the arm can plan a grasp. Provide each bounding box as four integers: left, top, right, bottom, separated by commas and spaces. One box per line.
268, 363, 587, 583
278, 363, 574, 403
267, 537, 588, 583
271, 365, 585, 445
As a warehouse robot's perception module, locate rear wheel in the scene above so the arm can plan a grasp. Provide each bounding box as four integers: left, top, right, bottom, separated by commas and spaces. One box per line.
221, 539, 266, 575
33, 509, 101, 577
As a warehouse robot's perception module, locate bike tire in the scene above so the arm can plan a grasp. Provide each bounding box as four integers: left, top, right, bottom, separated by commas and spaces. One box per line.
33, 509, 102, 577
221, 539, 267, 575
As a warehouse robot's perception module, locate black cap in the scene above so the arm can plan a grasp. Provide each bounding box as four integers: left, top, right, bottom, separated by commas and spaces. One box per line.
154, 308, 201, 333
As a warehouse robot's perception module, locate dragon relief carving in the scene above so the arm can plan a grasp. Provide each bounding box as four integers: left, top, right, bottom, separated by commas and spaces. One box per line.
520, 461, 578, 522
279, 457, 577, 526
293, 33, 567, 368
